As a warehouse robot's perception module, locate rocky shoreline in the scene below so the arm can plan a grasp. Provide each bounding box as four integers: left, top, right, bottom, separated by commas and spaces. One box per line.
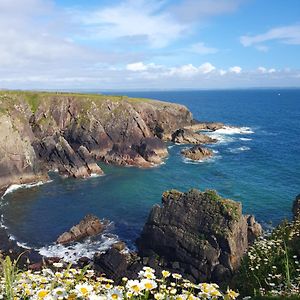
1, 91, 270, 286
0, 91, 227, 197
0, 188, 265, 284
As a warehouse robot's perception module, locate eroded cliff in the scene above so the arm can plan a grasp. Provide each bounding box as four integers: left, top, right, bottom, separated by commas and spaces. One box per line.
0, 91, 193, 194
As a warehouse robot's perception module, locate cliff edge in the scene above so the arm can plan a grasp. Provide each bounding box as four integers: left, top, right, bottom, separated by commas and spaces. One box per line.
0, 91, 194, 195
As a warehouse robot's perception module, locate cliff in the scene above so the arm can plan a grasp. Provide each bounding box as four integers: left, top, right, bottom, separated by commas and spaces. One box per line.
137, 189, 262, 282
0, 91, 193, 195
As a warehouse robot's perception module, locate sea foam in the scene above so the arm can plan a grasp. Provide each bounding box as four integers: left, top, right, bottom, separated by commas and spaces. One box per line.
2, 180, 52, 199
38, 234, 119, 263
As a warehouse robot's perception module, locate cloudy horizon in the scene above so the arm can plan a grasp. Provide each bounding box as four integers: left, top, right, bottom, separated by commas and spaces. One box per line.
0, 0, 300, 90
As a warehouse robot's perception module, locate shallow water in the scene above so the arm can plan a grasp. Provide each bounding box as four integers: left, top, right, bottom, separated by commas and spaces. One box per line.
1, 89, 300, 261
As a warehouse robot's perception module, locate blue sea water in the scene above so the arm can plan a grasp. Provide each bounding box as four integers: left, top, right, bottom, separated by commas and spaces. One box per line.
1, 89, 300, 260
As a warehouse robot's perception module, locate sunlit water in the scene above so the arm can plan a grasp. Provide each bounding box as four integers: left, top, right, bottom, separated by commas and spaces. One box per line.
1, 89, 299, 261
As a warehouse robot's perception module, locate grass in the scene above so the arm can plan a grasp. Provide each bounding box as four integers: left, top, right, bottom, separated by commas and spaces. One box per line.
233, 217, 300, 298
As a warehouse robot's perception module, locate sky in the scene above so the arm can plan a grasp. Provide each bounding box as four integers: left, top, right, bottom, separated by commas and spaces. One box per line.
0, 0, 300, 90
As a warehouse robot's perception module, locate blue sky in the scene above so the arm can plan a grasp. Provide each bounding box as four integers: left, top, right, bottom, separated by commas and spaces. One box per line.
0, 0, 300, 89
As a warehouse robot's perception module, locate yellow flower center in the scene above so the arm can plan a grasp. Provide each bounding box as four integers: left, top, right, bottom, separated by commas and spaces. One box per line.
145, 283, 153, 290
80, 287, 88, 295
132, 285, 140, 292
37, 290, 48, 299
112, 293, 119, 299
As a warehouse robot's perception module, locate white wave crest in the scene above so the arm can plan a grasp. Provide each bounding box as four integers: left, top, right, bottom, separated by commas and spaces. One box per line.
0, 214, 8, 230
228, 146, 251, 153
207, 126, 254, 145
37, 234, 119, 263
239, 138, 252, 141
182, 155, 222, 165
214, 126, 254, 135
2, 180, 52, 199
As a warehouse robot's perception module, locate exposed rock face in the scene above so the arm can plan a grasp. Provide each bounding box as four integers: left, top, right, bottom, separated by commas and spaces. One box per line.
57, 215, 107, 244
293, 194, 300, 219
94, 248, 142, 283
0, 92, 195, 193
184, 122, 225, 132
181, 146, 213, 161
137, 189, 261, 282
171, 128, 216, 144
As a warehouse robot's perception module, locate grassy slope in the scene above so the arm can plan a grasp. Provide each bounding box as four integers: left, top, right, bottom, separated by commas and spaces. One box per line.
0, 90, 167, 114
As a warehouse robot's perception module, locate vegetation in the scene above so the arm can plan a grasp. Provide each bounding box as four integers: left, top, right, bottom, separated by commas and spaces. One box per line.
0, 262, 239, 299
234, 217, 300, 299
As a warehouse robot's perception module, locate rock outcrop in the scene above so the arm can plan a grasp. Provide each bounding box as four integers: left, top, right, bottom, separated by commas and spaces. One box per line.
184, 122, 225, 132
171, 128, 216, 144
0, 91, 197, 194
137, 189, 261, 282
181, 145, 213, 161
57, 215, 107, 244
293, 194, 300, 219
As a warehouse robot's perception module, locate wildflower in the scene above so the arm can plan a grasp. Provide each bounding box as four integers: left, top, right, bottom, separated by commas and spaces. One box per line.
141, 279, 158, 291
226, 289, 239, 299
107, 288, 123, 300
154, 292, 165, 300
143, 266, 155, 273
126, 280, 144, 295
75, 283, 93, 297
172, 273, 182, 280
51, 287, 67, 298
36, 289, 49, 299
162, 270, 171, 278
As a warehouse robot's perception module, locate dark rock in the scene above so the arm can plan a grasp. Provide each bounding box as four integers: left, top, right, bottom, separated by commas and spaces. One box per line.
293, 194, 300, 219
0, 93, 195, 191
28, 262, 43, 272
137, 189, 262, 282
57, 215, 106, 244
181, 145, 213, 161
247, 215, 263, 244
94, 248, 142, 283
171, 128, 216, 144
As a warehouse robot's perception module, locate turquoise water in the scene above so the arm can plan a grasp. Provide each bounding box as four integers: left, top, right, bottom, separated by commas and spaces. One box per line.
1, 89, 300, 259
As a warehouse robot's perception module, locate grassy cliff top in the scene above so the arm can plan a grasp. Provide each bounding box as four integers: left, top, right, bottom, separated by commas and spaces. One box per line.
0, 90, 180, 115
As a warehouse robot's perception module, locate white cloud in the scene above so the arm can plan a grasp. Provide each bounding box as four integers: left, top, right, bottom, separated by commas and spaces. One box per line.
199, 62, 216, 74
229, 66, 242, 74
126, 62, 149, 72
168, 62, 216, 77
258, 67, 276, 74
76, 0, 186, 48
189, 42, 218, 55
240, 24, 300, 48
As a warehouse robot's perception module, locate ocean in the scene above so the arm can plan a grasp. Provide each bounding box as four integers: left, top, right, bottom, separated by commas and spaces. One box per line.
1, 89, 299, 261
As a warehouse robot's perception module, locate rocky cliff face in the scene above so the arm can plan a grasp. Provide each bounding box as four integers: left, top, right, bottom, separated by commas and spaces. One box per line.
0, 91, 193, 194
137, 189, 261, 282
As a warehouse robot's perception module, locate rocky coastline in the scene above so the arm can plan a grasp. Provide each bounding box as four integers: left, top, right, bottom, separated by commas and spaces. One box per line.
0, 90, 276, 287
0, 91, 226, 197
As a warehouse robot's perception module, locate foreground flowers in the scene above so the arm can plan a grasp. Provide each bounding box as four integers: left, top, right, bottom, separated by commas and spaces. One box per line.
0, 262, 239, 299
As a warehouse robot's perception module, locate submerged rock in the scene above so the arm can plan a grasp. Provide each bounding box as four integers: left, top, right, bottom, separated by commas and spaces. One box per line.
137, 189, 261, 282
57, 215, 107, 244
171, 128, 216, 144
181, 145, 213, 161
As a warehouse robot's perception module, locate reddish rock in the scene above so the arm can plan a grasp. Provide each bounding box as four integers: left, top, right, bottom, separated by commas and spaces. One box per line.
57, 215, 107, 244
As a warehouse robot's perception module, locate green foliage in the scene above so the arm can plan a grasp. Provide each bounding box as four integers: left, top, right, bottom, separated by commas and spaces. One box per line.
2, 255, 19, 300
24, 93, 40, 113
234, 217, 300, 298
